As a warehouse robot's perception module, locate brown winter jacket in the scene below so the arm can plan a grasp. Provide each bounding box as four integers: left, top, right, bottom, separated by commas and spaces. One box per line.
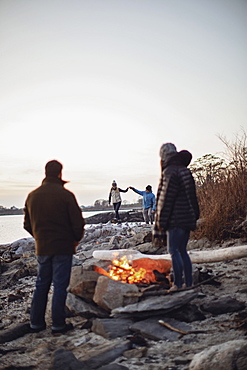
24, 177, 85, 255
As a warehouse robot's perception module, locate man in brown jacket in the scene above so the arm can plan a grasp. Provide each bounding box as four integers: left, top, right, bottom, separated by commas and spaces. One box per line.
24, 160, 85, 333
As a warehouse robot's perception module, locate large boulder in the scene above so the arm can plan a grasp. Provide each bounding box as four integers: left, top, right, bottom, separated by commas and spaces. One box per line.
84, 211, 143, 224
69, 267, 100, 300
93, 276, 139, 311
189, 339, 247, 370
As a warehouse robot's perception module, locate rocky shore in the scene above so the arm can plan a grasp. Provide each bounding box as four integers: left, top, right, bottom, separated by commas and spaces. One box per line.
0, 212, 247, 369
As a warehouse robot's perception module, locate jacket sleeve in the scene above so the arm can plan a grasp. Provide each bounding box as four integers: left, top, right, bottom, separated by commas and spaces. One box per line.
68, 194, 85, 241
155, 170, 179, 231
109, 191, 112, 204
183, 170, 200, 221
132, 188, 144, 196
119, 188, 128, 193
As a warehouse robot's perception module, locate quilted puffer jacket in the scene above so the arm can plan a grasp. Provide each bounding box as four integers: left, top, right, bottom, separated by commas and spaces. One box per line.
154, 155, 200, 234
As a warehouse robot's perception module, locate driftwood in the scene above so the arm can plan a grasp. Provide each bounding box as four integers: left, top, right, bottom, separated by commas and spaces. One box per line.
188, 245, 247, 263
93, 245, 247, 264
158, 320, 207, 338
0, 323, 31, 344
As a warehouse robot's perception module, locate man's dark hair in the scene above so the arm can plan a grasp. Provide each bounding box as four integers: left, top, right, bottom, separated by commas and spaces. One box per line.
178, 150, 192, 167
45, 160, 63, 177
146, 185, 152, 192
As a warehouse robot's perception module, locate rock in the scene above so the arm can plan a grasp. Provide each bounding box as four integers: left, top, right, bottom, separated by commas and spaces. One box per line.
76, 256, 101, 270
112, 290, 198, 317
93, 276, 139, 312
98, 364, 129, 370
73, 339, 130, 369
136, 242, 158, 254
85, 211, 143, 224
188, 238, 211, 250
66, 292, 109, 318
80, 224, 120, 244
189, 339, 247, 370
168, 303, 206, 322
53, 347, 86, 370
69, 267, 100, 300
123, 346, 147, 359
121, 229, 151, 246
12, 238, 35, 256
108, 235, 123, 247
92, 318, 134, 339
0, 258, 36, 290
85, 212, 115, 224
130, 317, 193, 341
7, 292, 24, 302
200, 296, 246, 315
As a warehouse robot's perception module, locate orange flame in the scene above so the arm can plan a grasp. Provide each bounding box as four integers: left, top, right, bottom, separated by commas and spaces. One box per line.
108, 256, 147, 284
94, 256, 172, 284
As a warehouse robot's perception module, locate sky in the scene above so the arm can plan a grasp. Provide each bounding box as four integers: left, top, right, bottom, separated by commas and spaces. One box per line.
0, 0, 246, 208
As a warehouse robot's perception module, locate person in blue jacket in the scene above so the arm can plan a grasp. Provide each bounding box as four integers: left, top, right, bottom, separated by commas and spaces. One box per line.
129, 185, 156, 224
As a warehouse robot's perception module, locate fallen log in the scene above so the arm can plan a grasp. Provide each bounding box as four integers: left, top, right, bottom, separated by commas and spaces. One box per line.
93, 245, 247, 264
188, 246, 247, 263
0, 323, 31, 344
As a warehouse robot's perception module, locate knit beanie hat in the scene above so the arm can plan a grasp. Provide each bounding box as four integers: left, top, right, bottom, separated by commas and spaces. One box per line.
159, 143, 177, 161
45, 160, 63, 177
112, 180, 117, 186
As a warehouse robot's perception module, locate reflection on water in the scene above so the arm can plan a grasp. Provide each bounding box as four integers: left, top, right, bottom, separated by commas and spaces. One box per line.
0, 215, 30, 244
0, 210, 121, 244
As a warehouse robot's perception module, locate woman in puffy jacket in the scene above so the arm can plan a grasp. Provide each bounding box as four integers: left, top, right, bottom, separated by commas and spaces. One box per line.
153, 143, 200, 291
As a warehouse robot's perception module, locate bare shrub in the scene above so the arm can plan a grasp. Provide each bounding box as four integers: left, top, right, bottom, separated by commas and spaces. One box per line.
191, 129, 247, 242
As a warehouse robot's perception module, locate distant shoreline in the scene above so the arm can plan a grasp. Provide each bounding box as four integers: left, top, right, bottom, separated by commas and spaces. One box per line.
0, 209, 24, 216
0, 204, 142, 216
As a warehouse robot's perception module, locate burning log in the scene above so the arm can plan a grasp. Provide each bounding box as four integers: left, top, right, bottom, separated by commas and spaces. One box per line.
93, 245, 247, 263
132, 258, 171, 284
93, 256, 172, 285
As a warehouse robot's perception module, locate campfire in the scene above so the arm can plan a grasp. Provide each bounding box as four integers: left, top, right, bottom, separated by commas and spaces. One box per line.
94, 255, 172, 285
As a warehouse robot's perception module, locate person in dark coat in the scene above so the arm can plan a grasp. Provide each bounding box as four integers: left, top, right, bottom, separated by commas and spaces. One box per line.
24, 160, 85, 333
153, 143, 200, 291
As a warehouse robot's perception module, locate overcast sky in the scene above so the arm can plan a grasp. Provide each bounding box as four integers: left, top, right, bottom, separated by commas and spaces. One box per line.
0, 0, 246, 208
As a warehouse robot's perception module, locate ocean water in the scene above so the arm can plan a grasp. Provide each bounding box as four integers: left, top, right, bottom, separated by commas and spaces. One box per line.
0, 209, 131, 244
0, 211, 103, 244
0, 215, 29, 244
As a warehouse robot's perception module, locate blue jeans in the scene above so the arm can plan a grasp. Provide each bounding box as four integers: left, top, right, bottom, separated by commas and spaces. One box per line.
143, 207, 154, 224
113, 202, 121, 220
30, 255, 72, 329
167, 227, 192, 288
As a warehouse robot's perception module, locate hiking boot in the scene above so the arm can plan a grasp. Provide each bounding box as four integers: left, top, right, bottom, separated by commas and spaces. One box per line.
30, 324, 46, 333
